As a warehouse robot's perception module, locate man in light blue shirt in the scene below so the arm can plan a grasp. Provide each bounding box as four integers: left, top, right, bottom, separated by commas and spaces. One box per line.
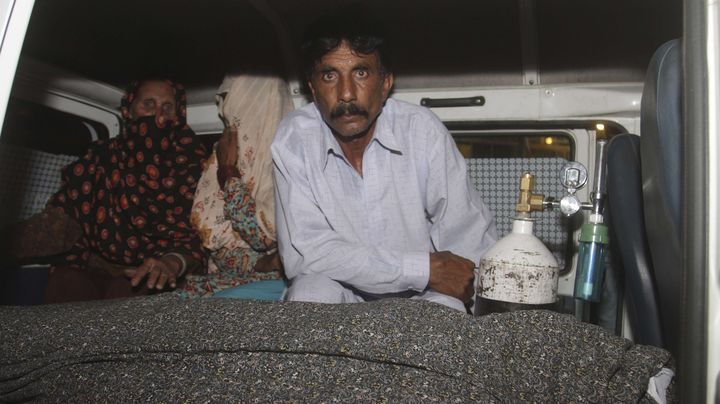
272, 20, 497, 312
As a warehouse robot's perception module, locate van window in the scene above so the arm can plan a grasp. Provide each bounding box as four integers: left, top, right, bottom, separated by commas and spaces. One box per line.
451, 129, 578, 275
454, 132, 574, 159
0, 97, 107, 156
0, 98, 106, 225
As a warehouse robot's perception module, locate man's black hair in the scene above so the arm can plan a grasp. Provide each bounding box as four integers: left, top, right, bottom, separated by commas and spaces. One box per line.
300, 11, 391, 82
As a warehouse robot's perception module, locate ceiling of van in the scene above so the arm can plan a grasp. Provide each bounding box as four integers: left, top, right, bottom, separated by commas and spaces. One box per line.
21, 0, 681, 103
22, 1, 285, 89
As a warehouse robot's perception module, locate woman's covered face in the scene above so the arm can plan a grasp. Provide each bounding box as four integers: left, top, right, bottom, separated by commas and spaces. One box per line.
129, 80, 177, 123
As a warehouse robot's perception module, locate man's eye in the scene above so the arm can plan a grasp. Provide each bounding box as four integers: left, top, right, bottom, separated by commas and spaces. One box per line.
321, 72, 336, 81
143, 99, 156, 109
356, 70, 368, 78
162, 103, 175, 113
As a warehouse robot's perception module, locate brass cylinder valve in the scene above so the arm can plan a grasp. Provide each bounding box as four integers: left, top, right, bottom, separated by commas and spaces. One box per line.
515, 172, 545, 215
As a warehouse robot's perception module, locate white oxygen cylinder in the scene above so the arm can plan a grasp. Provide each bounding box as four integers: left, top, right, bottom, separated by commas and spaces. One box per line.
475, 218, 560, 314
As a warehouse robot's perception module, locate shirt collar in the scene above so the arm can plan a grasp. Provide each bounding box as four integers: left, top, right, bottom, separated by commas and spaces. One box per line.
315, 101, 403, 170
372, 103, 402, 154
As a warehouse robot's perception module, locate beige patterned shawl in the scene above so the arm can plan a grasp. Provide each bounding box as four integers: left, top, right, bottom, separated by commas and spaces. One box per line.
191, 75, 293, 272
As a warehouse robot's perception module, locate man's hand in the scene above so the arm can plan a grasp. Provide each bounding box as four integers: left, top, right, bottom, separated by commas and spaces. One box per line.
428, 251, 476, 303
123, 255, 183, 290
216, 126, 239, 167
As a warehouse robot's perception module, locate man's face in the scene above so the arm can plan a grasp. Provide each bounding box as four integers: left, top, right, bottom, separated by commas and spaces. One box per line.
308, 41, 393, 139
129, 80, 177, 122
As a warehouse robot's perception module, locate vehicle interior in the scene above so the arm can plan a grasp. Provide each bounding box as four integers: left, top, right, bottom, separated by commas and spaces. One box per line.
0, 0, 715, 402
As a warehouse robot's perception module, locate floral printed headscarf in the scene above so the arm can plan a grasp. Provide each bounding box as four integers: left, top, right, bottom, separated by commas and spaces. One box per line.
51, 80, 207, 268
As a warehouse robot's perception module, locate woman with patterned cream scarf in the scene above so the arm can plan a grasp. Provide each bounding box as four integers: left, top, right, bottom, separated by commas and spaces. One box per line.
180, 75, 293, 297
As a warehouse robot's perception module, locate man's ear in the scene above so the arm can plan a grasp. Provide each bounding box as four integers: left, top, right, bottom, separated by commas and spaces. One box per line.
382, 72, 394, 99
307, 80, 317, 100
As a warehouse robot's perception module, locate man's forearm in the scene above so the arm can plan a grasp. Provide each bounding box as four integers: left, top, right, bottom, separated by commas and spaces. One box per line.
282, 238, 429, 294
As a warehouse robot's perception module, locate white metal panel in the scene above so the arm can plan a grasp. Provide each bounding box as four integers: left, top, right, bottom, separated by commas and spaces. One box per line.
187, 103, 224, 135
293, 83, 642, 123
540, 85, 642, 118
12, 86, 121, 137
0, 0, 34, 131
0, 1, 13, 41
518, 0, 539, 87
393, 84, 641, 122
706, 0, 720, 401
393, 87, 540, 121
14, 58, 123, 109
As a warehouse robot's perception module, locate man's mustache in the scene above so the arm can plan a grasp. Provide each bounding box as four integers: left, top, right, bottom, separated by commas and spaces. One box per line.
330, 103, 368, 119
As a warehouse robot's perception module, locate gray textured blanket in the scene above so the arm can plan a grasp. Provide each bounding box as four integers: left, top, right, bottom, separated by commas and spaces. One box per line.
0, 296, 672, 402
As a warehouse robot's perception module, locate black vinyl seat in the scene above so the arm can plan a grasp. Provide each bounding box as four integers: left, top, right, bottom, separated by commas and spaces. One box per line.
607, 134, 663, 348
606, 39, 682, 359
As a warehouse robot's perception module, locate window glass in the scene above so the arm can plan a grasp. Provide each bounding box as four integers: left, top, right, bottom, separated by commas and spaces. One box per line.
452, 132, 574, 160
0, 98, 108, 156
451, 129, 577, 282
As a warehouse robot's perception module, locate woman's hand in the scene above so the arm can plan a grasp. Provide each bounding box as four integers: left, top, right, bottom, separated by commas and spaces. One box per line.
123, 255, 184, 290
255, 251, 283, 275
216, 126, 242, 190
216, 126, 239, 167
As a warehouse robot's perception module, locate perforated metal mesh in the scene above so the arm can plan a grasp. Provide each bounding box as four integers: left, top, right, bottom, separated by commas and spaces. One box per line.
0, 144, 77, 226
467, 157, 571, 267
0, 145, 571, 267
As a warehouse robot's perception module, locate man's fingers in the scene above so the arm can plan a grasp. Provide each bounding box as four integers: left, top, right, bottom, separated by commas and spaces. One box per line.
450, 254, 475, 270
428, 251, 477, 302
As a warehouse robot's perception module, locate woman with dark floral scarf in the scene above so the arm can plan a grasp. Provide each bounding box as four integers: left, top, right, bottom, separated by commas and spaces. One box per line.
14, 79, 208, 303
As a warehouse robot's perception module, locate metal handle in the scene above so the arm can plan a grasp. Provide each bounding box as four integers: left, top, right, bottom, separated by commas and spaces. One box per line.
420, 96, 485, 108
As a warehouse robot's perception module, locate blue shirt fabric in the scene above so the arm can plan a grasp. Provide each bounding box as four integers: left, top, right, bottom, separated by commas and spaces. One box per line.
272, 99, 497, 295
